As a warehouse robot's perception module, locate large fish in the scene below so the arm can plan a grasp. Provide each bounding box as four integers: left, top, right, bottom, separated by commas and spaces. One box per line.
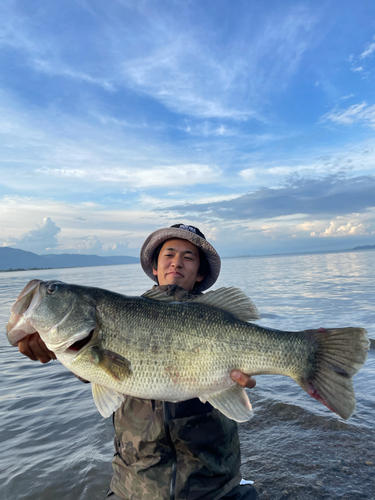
6, 279, 369, 422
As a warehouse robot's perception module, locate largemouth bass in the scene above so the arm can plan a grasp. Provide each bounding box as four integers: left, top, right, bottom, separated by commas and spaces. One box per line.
6, 279, 369, 421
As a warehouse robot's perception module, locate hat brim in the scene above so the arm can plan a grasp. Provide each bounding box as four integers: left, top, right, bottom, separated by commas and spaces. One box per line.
140, 227, 221, 292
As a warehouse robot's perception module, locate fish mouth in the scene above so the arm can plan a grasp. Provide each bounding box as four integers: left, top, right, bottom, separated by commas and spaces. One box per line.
6, 281, 43, 345
67, 329, 95, 352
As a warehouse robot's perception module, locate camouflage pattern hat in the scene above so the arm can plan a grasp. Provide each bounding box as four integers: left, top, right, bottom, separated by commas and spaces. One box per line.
140, 224, 221, 292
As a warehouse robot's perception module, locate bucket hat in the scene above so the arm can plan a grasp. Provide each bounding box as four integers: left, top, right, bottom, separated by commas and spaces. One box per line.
140, 223, 221, 292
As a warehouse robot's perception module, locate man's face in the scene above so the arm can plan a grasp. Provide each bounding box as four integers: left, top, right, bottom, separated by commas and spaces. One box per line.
152, 238, 205, 292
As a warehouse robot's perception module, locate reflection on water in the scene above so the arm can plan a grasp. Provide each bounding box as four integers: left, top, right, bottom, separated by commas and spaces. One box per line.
1, 251, 374, 499
219, 251, 375, 336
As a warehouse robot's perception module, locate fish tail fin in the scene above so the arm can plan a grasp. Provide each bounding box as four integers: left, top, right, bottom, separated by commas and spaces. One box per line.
296, 327, 369, 420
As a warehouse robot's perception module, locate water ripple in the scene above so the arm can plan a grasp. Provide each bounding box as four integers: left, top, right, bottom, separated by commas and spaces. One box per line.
1, 253, 374, 499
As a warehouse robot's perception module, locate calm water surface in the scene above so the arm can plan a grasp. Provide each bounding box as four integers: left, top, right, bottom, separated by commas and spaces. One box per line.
1, 251, 374, 499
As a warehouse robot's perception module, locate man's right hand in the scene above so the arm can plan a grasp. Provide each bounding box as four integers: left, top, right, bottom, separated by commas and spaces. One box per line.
18, 333, 56, 363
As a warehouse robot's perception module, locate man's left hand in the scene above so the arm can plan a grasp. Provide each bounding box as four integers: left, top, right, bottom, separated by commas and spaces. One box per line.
230, 370, 256, 389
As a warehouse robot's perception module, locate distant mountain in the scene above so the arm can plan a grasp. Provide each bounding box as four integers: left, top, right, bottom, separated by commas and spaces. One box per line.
352, 245, 375, 251
0, 247, 139, 271
0, 247, 50, 270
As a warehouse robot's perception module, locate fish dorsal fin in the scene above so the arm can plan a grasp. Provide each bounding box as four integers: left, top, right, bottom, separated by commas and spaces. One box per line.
200, 384, 253, 422
194, 287, 260, 322
91, 383, 125, 418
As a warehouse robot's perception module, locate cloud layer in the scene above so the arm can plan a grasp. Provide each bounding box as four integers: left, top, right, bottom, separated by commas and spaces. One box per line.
1, 2, 375, 256
163, 175, 375, 221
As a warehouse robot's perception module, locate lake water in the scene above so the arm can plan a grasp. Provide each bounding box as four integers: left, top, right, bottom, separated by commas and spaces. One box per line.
1, 251, 374, 500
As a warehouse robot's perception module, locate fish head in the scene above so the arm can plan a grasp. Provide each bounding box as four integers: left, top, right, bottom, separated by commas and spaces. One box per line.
6, 280, 98, 354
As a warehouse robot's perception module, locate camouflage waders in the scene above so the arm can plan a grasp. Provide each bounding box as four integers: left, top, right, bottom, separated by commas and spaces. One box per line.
108, 285, 251, 500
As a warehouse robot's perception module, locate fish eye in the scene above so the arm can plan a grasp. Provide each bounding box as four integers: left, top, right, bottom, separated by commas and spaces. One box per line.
47, 283, 58, 294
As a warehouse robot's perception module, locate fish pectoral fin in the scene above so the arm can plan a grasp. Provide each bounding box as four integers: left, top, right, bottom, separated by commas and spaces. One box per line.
91, 384, 125, 418
90, 346, 132, 381
205, 384, 253, 422
194, 287, 260, 322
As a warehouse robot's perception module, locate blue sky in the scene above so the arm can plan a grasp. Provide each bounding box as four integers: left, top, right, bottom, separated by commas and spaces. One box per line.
1, 0, 375, 258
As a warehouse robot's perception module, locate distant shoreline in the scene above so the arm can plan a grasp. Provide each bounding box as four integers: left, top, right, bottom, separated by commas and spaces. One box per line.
0, 262, 139, 273
222, 245, 375, 260
0, 268, 54, 273
1, 245, 374, 273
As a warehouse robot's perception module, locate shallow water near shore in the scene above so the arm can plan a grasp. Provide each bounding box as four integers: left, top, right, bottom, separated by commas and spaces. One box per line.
1, 250, 374, 499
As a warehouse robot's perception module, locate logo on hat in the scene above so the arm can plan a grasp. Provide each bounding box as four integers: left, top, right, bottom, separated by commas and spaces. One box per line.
171, 224, 206, 240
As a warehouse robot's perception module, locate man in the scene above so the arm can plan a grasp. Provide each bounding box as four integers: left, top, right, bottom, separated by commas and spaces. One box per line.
18, 223, 258, 500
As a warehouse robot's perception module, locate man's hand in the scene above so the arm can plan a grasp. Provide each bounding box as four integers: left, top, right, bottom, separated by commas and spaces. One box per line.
18, 333, 56, 364
230, 370, 256, 389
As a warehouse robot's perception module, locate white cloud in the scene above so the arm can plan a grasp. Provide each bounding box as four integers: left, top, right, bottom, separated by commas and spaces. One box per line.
62, 235, 132, 256
36, 164, 221, 188
295, 211, 375, 239
33, 59, 116, 91
239, 169, 257, 181
257, 214, 375, 243
0, 195, 177, 256
107, 241, 130, 255
193, 193, 242, 204
0, 0, 320, 125
323, 102, 375, 129
2, 215, 132, 256
66, 235, 104, 253
311, 221, 370, 238
260, 224, 279, 239
180, 122, 238, 137
296, 220, 326, 233
117, 5, 318, 120
121, 47, 253, 120
137, 192, 241, 210
3, 217, 61, 253
238, 141, 375, 182
360, 41, 375, 59
0, 89, 225, 192
0, 4, 116, 93
338, 93, 355, 101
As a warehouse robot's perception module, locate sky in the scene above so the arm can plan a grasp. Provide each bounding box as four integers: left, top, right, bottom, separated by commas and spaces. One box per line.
1, 0, 375, 258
